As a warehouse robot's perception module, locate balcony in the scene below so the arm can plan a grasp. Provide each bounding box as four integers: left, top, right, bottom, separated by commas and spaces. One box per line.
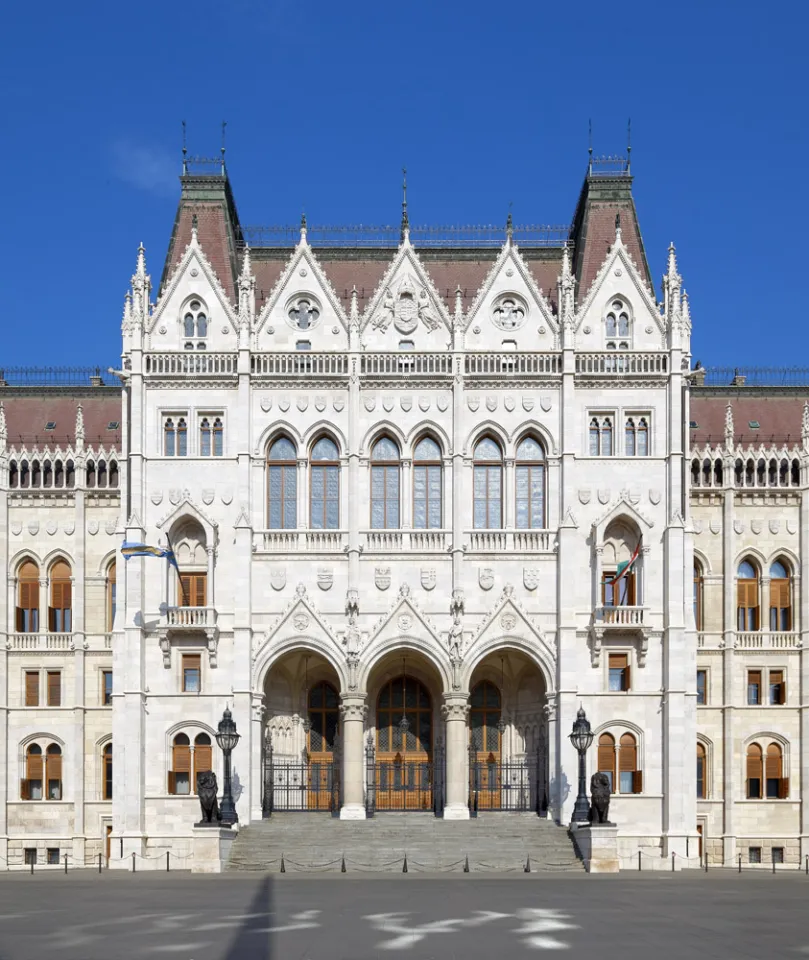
735, 632, 801, 650
253, 530, 348, 553
575, 352, 669, 376
589, 606, 650, 667
594, 605, 645, 627
361, 530, 450, 552
465, 530, 554, 553
164, 607, 217, 629
7, 633, 74, 651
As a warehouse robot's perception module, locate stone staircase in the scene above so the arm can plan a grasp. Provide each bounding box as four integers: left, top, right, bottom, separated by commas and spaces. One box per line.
227, 812, 583, 873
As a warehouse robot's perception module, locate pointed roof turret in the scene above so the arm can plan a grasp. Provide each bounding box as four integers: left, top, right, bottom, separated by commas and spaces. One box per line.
663, 241, 682, 326
681, 289, 691, 330
802, 401, 809, 450
237, 244, 256, 330
130, 243, 151, 327
557, 244, 575, 332
121, 290, 133, 333
0, 401, 6, 451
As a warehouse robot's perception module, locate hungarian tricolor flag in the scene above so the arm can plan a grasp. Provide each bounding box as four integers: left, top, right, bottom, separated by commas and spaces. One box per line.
615, 538, 642, 582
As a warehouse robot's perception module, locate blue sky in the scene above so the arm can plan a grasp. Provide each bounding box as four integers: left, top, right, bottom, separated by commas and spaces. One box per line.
1, 0, 805, 369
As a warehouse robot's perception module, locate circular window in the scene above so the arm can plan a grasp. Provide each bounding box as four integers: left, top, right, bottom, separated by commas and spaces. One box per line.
286, 294, 322, 331
491, 293, 528, 331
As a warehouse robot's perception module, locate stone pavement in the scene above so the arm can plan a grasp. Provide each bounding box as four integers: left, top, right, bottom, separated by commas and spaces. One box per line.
0, 871, 804, 960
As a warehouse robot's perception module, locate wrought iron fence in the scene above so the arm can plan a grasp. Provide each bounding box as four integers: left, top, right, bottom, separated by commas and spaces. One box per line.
262, 736, 340, 815
364, 736, 444, 816
700, 367, 809, 387
468, 744, 547, 817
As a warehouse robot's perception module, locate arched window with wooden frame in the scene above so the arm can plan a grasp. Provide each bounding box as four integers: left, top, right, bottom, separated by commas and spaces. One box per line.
16, 559, 40, 633
694, 560, 704, 631
307, 681, 339, 757
619, 733, 642, 794
376, 676, 432, 759
765, 742, 787, 798
106, 561, 116, 632
737, 559, 759, 631
769, 559, 791, 631
168, 733, 192, 795
697, 742, 707, 799
22, 744, 43, 799
49, 559, 72, 632
597, 733, 616, 793
469, 681, 501, 760
193, 733, 213, 790
309, 436, 340, 530
45, 744, 62, 800
268, 436, 298, 529
370, 436, 401, 530
515, 436, 546, 529
473, 436, 503, 529
413, 436, 442, 530
746, 742, 763, 798
103, 743, 113, 800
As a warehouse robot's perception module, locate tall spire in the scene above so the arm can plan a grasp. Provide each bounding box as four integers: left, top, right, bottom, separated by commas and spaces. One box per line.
237, 244, 255, 333
454, 285, 463, 328
75, 404, 85, 450
680, 289, 691, 330
802, 401, 809, 450
0, 401, 6, 452
663, 241, 682, 328
121, 290, 133, 333
131, 243, 151, 328
400, 167, 409, 242
558, 243, 575, 334
724, 402, 734, 450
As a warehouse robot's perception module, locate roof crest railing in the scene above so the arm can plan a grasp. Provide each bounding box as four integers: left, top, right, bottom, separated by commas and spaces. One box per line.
699, 367, 809, 387
237, 223, 572, 248
0, 367, 115, 387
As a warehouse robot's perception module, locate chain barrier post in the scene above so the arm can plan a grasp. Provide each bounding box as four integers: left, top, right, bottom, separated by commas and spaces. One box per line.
132, 852, 136, 873
64, 853, 68, 875
671, 852, 675, 872
167, 851, 170, 872
773, 858, 776, 874
738, 853, 742, 873
638, 850, 641, 871
98, 852, 102, 874
30, 857, 34, 876
805, 855, 808, 875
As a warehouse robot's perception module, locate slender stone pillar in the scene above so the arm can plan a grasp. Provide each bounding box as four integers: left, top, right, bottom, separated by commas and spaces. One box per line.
339, 695, 367, 819
442, 695, 470, 819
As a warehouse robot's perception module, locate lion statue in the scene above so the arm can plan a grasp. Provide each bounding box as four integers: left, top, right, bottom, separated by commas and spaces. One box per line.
588, 772, 612, 825
196, 771, 221, 825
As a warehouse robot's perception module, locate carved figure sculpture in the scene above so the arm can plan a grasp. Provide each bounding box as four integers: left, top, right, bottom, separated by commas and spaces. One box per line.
196, 771, 221, 824
588, 772, 612, 825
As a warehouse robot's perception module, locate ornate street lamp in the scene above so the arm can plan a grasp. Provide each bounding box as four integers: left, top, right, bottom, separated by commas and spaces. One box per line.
215, 706, 241, 826
568, 706, 594, 823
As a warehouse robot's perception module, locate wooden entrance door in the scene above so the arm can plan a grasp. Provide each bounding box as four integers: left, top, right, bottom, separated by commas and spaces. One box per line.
376, 677, 432, 810
105, 825, 112, 863
697, 824, 704, 862
306, 681, 339, 810
470, 681, 502, 809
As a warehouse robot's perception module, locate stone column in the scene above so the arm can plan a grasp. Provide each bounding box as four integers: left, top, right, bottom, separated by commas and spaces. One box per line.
442, 695, 470, 820
504, 458, 515, 531
297, 459, 308, 530
401, 460, 412, 530
339, 694, 367, 820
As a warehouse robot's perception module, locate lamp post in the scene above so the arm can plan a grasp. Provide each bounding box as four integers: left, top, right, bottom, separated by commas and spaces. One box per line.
215, 707, 241, 826
568, 706, 594, 823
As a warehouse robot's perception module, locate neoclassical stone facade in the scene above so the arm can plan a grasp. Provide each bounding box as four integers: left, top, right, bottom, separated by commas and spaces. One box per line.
0, 156, 805, 869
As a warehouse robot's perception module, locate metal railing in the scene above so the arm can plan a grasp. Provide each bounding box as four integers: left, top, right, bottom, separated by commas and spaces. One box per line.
237, 223, 572, 248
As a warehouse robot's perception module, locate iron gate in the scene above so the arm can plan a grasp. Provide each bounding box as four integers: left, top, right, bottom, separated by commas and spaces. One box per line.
468, 742, 548, 816
365, 736, 444, 816
262, 732, 341, 815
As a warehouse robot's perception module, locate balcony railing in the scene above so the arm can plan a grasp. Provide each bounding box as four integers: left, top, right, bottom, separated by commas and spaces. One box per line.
360, 529, 451, 552
361, 353, 453, 377
254, 530, 348, 552
144, 353, 237, 376
8, 633, 73, 650
465, 353, 560, 376
594, 605, 645, 626
575, 352, 669, 376
251, 353, 349, 377
466, 529, 554, 552
362, 530, 404, 551
736, 632, 801, 649
165, 607, 217, 629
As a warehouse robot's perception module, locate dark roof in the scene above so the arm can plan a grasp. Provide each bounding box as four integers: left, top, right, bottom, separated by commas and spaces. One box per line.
1, 390, 122, 447
690, 389, 808, 446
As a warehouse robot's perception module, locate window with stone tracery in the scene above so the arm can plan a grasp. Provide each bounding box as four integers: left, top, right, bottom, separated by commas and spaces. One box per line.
287, 295, 321, 330
268, 436, 298, 529
604, 298, 631, 350
310, 436, 340, 530
515, 436, 546, 529
413, 436, 442, 529
491, 293, 528, 331
473, 437, 503, 529
370, 437, 400, 529
182, 299, 208, 350
589, 416, 613, 456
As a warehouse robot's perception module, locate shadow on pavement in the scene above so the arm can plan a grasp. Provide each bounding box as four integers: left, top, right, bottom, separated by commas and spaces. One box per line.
223, 876, 273, 960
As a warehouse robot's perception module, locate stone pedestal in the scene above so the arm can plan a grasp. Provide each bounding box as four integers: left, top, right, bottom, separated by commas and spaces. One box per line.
571, 824, 620, 873
191, 826, 235, 874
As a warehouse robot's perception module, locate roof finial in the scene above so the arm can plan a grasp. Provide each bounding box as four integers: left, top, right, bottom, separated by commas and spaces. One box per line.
75, 404, 85, 448
191, 214, 198, 240
0, 401, 6, 449
588, 119, 593, 174
724, 402, 734, 449
681, 288, 691, 328
400, 166, 409, 241
135, 242, 147, 279
666, 242, 678, 278
626, 117, 632, 173
506, 202, 513, 243
300, 210, 307, 240
182, 120, 188, 175
614, 212, 621, 239
221, 120, 227, 174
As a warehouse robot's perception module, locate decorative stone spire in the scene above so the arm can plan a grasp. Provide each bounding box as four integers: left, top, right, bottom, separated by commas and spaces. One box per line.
400, 167, 409, 243
454, 285, 463, 327
506, 209, 513, 245
0, 401, 6, 453
75, 404, 85, 451
130, 243, 151, 328
802, 401, 809, 450
680, 289, 691, 330
662, 242, 682, 329
350, 285, 359, 329
121, 290, 133, 333
724, 402, 734, 450
300, 211, 307, 243
237, 245, 256, 333
558, 244, 575, 333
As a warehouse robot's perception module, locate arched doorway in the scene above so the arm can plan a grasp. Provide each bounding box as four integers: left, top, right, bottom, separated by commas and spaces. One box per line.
262, 651, 341, 814
468, 650, 549, 815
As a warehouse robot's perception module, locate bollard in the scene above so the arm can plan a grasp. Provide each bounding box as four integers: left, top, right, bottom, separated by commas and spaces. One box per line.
341, 855, 346, 874
638, 851, 641, 871
64, 853, 68, 875
524, 855, 531, 874
671, 853, 675, 872
704, 855, 708, 873
738, 854, 742, 873
402, 855, 408, 874
132, 852, 136, 873
805, 855, 808, 876
280, 854, 285, 874
773, 858, 776, 875
30, 858, 34, 876
98, 853, 102, 874
463, 855, 469, 874
167, 851, 170, 873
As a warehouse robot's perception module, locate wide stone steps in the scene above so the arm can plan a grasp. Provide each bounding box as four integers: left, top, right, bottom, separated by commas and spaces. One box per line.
227, 813, 583, 873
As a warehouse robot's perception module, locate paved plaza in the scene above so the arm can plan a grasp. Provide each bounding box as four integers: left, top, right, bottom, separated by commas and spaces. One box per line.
0, 871, 805, 959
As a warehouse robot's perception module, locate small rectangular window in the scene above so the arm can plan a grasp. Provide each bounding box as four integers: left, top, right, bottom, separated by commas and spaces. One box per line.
107, 421, 120, 430
25, 671, 39, 707
772, 847, 784, 864
608, 654, 630, 692
748, 420, 760, 430
768, 669, 785, 705
747, 670, 761, 705
47, 848, 60, 866
102, 670, 113, 706
24, 848, 37, 866
44, 421, 57, 431
689, 420, 699, 429
748, 846, 762, 864
182, 654, 201, 694
696, 669, 707, 705
47, 671, 61, 707
295, 340, 312, 351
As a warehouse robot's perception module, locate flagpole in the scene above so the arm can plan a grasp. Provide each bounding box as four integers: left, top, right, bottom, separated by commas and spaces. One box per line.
165, 533, 188, 606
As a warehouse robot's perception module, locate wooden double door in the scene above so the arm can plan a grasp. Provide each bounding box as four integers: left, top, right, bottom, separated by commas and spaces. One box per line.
375, 677, 433, 810
469, 680, 502, 810
306, 681, 339, 811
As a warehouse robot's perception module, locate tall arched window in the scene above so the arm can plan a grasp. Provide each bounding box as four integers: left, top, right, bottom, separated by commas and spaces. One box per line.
515, 436, 546, 528
310, 437, 340, 530
697, 742, 707, 798
413, 436, 442, 529
193, 733, 213, 788
16, 559, 40, 633
376, 676, 431, 758
619, 733, 641, 794
49, 559, 72, 632
268, 437, 298, 529
106, 561, 116, 632
473, 437, 503, 529
589, 417, 613, 456
694, 561, 704, 631
597, 733, 616, 793
169, 733, 192, 795
307, 681, 339, 756
769, 559, 791, 631
103, 743, 113, 800
746, 742, 762, 798
45, 744, 62, 800
21, 743, 62, 800
766, 743, 786, 798
370, 437, 400, 529
737, 559, 759, 631
183, 299, 208, 350
470, 681, 501, 758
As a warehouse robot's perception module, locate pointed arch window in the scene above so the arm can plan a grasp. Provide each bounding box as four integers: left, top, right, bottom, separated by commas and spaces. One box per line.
589, 417, 613, 456
694, 560, 704, 631
183, 300, 208, 350
310, 437, 340, 530
16, 559, 40, 633
697, 742, 707, 799
597, 733, 616, 793
268, 437, 298, 529
737, 559, 759, 631
49, 559, 72, 632
413, 436, 442, 529
473, 437, 503, 529
370, 437, 400, 529
769, 559, 791, 631
515, 436, 545, 529
103, 744, 113, 800
106, 561, 116, 632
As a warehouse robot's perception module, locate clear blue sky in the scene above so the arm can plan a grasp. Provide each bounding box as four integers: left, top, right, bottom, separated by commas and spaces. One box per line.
1, 0, 805, 369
